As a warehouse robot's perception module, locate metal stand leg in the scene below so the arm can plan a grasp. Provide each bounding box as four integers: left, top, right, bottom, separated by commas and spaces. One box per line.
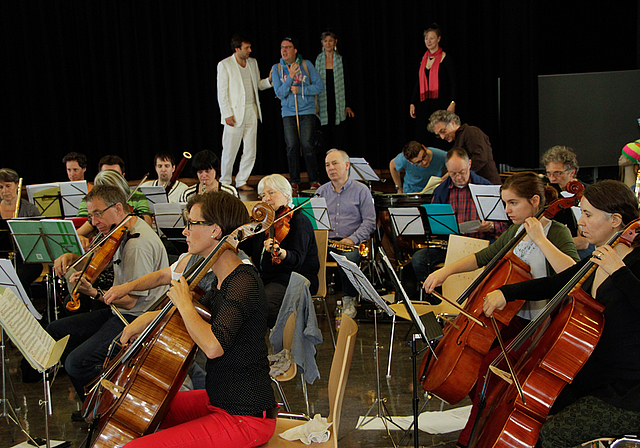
386, 315, 396, 378
356, 310, 401, 447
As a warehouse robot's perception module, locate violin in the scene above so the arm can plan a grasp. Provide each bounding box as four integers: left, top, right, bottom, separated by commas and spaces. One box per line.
419, 180, 585, 405
469, 218, 640, 448
268, 206, 292, 264
66, 215, 135, 311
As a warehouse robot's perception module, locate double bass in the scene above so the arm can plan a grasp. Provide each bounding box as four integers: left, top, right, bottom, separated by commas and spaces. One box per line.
469, 219, 640, 448
82, 203, 274, 448
419, 181, 584, 405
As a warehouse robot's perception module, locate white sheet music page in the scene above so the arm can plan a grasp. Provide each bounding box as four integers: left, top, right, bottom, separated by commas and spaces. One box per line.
0, 286, 55, 370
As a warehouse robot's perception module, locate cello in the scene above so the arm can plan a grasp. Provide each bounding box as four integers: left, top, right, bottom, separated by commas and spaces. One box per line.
469, 218, 640, 448
82, 203, 274, 448
419, 181, 584, 405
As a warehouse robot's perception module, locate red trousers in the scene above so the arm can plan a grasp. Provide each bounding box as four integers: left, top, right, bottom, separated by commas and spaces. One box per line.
124, 390, 276, 448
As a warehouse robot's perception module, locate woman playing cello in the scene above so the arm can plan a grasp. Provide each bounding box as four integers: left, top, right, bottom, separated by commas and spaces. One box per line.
482, 180, 640, 447
121, 191, 276, 448
422, 172, 580, 447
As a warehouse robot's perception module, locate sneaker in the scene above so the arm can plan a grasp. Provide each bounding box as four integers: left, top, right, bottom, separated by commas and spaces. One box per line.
310, 182, 321, 190
290, 183, 299, 190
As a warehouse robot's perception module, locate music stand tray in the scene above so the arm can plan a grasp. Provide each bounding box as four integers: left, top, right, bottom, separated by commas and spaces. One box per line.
27, 181, 88, 218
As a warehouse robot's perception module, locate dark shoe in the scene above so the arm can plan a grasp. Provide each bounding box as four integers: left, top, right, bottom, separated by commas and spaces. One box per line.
237, 184, 254, 191
290, 183, 299, 190
310, 182, 321, 189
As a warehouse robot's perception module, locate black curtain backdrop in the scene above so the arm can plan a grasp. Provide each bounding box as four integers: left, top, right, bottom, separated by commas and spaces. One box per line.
1, 1, 638, 184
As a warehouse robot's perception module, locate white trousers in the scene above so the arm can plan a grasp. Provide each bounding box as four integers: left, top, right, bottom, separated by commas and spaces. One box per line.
220, 104, 258, 187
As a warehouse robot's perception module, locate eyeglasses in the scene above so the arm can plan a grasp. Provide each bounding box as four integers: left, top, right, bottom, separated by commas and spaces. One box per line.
545, 169, 569, 177
185, 220, 214, 230
87, 203, 117, 221
448, 169, 469, 178
409, 152, 429, 166
435, 122, 451, 138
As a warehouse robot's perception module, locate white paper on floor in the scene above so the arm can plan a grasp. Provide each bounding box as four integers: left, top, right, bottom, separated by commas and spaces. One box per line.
11, 441, 70, 448
357, 405, 472, 434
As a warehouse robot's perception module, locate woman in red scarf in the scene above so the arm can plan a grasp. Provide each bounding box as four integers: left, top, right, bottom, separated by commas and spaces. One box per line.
410, 24, 457, 147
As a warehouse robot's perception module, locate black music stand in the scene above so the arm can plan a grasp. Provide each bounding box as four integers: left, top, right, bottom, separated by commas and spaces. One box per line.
139, 185, 168, 215
330, 252, 401, 446
378, 247, 443, 448
468, 184, 508, 222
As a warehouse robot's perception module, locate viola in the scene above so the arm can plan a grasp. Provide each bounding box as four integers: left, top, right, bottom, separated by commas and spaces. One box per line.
66, 215, 135, 312
268, 206, 292, 264
419, 181, 584, 405
82, 202, 274, 448
469, 218, 640, 448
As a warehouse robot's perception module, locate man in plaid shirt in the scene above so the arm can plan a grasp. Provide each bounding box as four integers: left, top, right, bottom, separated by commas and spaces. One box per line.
411, 148, 507, 283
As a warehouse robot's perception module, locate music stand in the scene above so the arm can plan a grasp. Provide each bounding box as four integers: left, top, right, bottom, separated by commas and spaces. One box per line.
154, 202, 186, 237
330, 252, 401, 446
417, 204, 459, 285
468, 184, 509, 222
27, 181, 88, 218
292, 197, 331, 230
349, 157, 381, 195
7, 219, 83, 264
378, 247, 443, 448
139, 186, 168, 215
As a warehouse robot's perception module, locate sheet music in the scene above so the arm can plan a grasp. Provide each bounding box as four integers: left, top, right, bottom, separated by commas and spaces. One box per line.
0, 259, 41, 319
468, 184, 508, 221
0, 286, 55, 370
419, 176, 443, 194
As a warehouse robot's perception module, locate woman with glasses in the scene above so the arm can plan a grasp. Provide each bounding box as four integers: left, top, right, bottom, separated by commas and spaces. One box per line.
119, 191, 277, 448
389, 140, 447, 194
422, 171, 580, 448
240, 174, 319, 327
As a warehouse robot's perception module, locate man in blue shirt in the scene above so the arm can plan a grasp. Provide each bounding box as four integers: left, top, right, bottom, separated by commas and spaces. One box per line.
317, 149, 376, 317
389, 141, 447, 193
272, 37, 324, 190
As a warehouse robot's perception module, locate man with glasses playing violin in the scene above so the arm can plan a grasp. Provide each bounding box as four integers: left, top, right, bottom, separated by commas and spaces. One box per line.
49, 185, 168, 409
428, 109, 501, 185
389, 140, 447, 194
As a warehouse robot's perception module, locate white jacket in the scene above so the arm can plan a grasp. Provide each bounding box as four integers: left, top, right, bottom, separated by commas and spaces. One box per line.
217, 54, 272, 126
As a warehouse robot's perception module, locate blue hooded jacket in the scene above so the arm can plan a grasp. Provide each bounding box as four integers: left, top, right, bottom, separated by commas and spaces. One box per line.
272, 57, 325, 117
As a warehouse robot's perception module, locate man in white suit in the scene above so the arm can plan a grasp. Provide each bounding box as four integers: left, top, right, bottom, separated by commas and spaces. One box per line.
217, 34, 272, 191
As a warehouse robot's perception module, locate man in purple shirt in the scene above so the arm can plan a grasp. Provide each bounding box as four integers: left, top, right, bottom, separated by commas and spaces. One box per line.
316, 149, 376, 317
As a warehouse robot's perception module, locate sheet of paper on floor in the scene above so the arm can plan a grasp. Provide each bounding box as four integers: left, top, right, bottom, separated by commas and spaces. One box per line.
357, 405, 472, 434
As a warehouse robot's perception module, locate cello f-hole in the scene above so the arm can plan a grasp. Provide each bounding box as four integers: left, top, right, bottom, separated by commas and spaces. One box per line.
456, 319, 470, 345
